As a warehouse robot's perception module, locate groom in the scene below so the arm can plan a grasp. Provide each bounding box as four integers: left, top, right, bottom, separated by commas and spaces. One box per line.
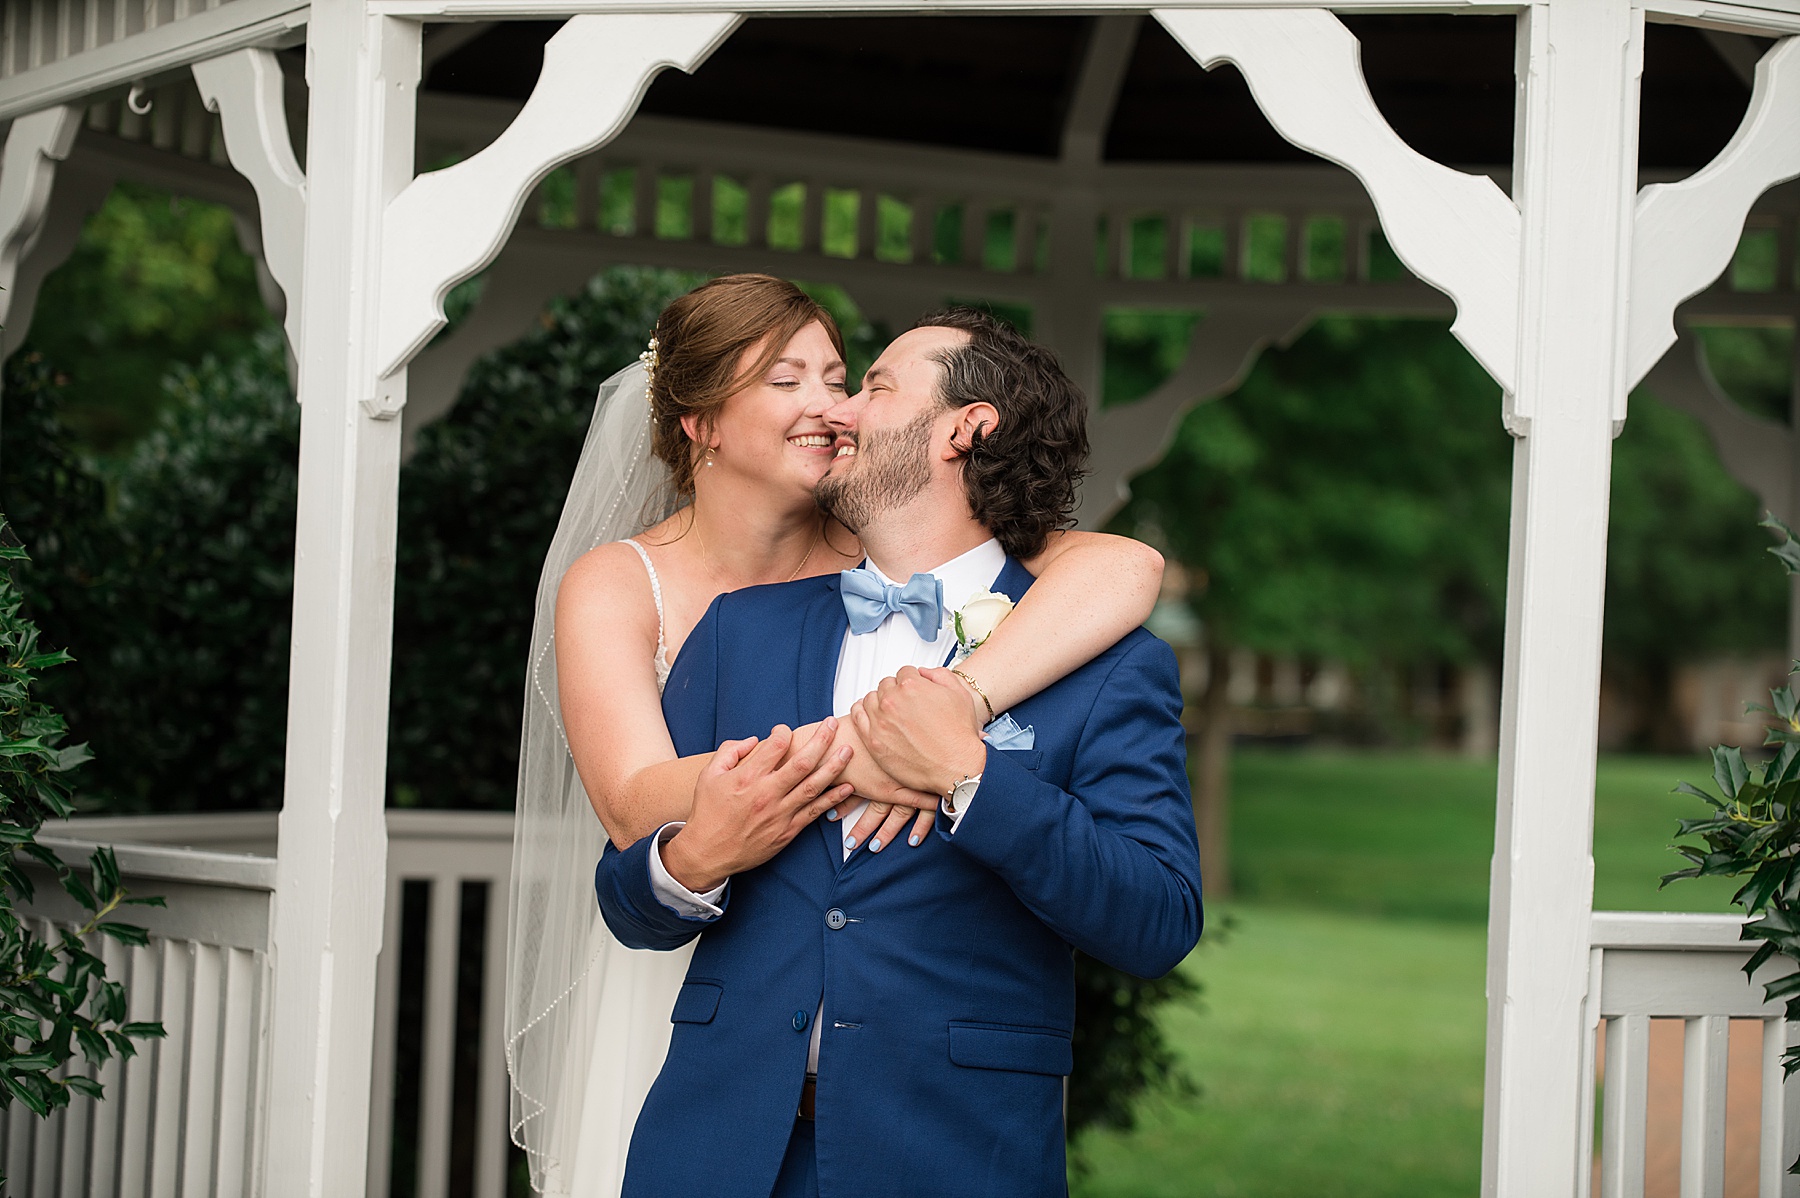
595, 308, 1203, 1198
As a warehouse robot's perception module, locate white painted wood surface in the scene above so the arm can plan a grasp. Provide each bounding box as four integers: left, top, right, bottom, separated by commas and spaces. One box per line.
1484, 5, 1643, 1197
1630, 36, 1800, 391
1154, 7, 1522, 392
0, 105, 81, 339
193, 47, 306, 357
0, 0, 308, 124
374, 11, 740, 379
259, 6, 418, 1196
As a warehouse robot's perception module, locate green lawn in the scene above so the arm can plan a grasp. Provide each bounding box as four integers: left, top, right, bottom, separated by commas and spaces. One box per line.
1074, 749, 1739, 1196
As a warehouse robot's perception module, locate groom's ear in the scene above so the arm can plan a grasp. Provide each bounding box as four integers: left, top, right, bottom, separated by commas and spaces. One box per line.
944, 402, 999, 461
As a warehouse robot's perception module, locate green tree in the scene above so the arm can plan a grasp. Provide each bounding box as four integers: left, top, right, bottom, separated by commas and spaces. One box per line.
22, 182, 275, 456
1118, 317, 1515, 893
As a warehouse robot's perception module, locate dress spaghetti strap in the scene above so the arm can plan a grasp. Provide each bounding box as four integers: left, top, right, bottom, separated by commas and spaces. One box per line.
621, 539, 673, 691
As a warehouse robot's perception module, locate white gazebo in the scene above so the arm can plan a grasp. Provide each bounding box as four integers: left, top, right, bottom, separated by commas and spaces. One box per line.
6, 2, 1800, 1196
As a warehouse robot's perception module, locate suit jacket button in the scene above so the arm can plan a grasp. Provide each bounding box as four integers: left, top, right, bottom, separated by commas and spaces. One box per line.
825, 908, 847, 930
793, 1009, 809, 1032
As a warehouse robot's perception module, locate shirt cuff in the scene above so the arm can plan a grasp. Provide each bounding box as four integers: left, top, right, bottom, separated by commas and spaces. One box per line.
647, 821, 726, 918
940, 785, 978, 833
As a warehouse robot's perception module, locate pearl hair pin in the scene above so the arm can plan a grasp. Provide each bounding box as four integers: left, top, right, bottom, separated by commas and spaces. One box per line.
639, 335, 659, 396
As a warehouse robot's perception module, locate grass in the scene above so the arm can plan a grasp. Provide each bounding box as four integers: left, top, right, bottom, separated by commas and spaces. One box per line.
1229, 748, 1740, 921
1073, 748, 1740, 1196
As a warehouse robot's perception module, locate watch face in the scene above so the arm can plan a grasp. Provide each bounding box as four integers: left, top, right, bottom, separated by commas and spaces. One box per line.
951, 777, 981, 809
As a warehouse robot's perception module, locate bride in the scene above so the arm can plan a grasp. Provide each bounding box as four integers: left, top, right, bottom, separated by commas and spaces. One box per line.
505, 274, 1165, 1195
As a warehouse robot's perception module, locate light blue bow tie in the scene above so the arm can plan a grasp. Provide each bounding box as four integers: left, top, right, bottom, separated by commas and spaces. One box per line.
840, 568, 944, 640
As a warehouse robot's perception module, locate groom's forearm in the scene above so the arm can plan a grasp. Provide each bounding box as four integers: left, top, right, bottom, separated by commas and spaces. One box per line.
940, 641, 1203, 979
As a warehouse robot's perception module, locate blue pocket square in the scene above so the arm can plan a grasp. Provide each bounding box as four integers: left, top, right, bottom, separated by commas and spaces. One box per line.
982, 713, 1035, 750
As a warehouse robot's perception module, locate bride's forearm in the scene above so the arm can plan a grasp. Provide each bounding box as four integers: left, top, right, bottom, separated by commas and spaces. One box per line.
607, 754, 711, 849
957, 531, 1163, 715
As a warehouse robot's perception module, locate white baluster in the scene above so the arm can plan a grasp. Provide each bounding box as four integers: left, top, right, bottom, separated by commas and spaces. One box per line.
212, 947, 257, 1195
692, 172, 713, 243
800, 179, 820, 253
745, 175, 770, 249
1601, 1014, 1650, 1198
416, 876, 464, 1198
1681, 1015, 1730, 1198
475, 879, 510, 1198
633, 164, 657, 240
179, 943, 222, 1198
149, 938, 191, 1198
573, 155, 599, 232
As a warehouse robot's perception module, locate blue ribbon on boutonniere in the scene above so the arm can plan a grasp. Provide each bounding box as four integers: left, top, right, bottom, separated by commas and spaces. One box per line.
982, 712, 1035, 751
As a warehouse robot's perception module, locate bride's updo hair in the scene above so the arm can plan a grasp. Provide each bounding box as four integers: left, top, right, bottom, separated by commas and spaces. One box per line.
649, 274, 846, 498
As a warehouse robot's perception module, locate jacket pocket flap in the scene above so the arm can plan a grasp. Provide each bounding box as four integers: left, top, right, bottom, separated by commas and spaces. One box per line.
947, 1022, 1072, 1076
996, 749, 1041, 771
670, 981, 722, 1024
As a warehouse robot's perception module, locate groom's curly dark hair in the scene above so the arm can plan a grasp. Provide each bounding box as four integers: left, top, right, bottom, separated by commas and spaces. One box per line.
914, 307, 1090, 560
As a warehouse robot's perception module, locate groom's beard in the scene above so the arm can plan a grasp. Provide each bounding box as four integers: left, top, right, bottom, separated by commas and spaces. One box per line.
815, 408, 936, 535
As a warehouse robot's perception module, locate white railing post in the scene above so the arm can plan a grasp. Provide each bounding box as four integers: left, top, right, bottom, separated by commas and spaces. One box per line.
260, 4, 419, 1196
1484, 5, 1642, 1197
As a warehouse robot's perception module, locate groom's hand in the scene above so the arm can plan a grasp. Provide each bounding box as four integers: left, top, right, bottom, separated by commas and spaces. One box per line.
662, 721, 854, 894
852, 666, 987, 800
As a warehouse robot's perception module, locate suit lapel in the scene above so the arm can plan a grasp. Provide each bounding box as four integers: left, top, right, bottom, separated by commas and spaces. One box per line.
798, 577, 851, 875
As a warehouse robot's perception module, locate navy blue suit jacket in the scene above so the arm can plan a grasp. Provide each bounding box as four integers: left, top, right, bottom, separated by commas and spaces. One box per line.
595, 556, 1202, 1198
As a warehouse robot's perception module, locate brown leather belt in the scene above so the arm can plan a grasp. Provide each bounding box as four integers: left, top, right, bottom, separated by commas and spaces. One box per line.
797, 1076, 817, 1120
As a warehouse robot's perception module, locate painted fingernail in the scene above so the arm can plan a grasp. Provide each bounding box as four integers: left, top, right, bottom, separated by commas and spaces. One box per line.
909, 835, 921, 847
826, 809, 841, 821
845, 836, 857, 849
870, 838, 883, 852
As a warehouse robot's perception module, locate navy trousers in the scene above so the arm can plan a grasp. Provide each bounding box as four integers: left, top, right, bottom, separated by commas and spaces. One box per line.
769, 1120, 818, 1198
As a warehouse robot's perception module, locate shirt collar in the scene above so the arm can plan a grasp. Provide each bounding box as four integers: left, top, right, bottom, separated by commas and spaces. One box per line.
866, 538, 1006, 622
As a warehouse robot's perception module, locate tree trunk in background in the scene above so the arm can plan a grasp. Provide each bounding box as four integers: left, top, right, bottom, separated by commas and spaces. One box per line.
1194, 640, 1233, 898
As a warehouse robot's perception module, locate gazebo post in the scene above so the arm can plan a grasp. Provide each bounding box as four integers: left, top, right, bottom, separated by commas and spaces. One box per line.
1483, 3, 1642, 1194
260, 3, 419, 1193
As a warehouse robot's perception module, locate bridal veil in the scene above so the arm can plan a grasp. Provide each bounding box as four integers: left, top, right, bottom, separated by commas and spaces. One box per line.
506, 360, 691, 1196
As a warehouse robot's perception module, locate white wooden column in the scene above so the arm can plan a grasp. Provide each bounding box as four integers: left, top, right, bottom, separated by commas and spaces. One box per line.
1484, 4, 1642, 1195
261, 6, 419, 1196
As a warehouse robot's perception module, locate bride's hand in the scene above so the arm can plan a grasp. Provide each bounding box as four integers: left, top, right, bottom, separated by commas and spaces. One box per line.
823, 716, 939, 851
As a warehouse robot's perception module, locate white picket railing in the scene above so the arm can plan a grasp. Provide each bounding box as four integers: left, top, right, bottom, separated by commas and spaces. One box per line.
0, 834, 273, 1196
7, 816, 1799, 1197
0, 811, 514, 1198
1586, 912, 1800, 1198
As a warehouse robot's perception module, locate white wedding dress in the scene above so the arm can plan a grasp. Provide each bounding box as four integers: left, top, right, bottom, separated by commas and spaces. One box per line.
505, 362, 694, 1197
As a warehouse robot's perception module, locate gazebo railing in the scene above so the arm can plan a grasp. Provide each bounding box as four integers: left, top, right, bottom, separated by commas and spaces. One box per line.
0, 810, 515, 1198
0, 836, 273, 1196
1585, 912, 1800, 1198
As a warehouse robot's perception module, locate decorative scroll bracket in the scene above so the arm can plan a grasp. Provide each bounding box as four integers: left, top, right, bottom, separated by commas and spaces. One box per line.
1154, 8, 1522, 394
0, 106, 82, 336
375, 11, 741, 379
1080, 302, 1317, 528
194, 47, 308, 358
1628, 35, 1800, 391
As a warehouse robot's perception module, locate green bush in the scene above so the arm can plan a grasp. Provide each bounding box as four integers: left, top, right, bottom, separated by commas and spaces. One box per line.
0, 523, 163, 1170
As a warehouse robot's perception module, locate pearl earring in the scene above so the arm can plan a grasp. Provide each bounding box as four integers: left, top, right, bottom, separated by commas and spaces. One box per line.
705, 448, 716, 467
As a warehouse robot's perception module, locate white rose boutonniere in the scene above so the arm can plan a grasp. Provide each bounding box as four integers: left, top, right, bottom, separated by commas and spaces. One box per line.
952, 590, 1016, 658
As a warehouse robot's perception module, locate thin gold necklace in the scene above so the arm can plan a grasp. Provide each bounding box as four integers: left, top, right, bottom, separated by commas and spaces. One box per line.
695, 515, 822, 587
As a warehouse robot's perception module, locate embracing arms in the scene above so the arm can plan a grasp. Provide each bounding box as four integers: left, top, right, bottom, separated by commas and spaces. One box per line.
561, 532, 1163, 850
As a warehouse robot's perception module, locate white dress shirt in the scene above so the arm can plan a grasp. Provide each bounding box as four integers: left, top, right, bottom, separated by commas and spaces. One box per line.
647, 537, 1008, 1070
